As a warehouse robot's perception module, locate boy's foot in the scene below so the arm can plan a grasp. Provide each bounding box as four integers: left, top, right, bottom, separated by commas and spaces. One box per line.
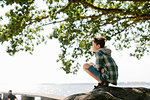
93, 82, 109, 90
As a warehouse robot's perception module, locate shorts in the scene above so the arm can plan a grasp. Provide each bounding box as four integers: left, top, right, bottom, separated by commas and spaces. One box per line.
88, 65, 106, 83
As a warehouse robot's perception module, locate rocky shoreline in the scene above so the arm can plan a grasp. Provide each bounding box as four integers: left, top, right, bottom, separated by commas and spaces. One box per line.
64, 86, 150, 100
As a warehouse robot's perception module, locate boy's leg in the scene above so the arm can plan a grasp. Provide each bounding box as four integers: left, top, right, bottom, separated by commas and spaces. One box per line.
83, 63, 102, 83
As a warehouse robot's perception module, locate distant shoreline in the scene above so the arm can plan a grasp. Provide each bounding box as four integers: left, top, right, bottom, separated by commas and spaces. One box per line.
0, 82, 149, 97
40, 82, 150, 85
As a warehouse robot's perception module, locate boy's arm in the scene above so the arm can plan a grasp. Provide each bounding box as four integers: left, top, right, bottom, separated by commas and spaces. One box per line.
90, 61, 105, 73
95, 52, 103, 71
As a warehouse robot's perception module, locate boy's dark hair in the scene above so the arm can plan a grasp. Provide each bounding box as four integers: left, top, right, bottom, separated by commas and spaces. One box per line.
93, 36, 106, 48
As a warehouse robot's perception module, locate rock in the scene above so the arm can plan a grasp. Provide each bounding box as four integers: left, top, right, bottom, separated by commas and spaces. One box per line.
64, 86, 150, 100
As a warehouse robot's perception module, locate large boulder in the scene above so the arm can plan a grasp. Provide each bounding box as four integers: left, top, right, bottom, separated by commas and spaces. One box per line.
64, 86, 150, 100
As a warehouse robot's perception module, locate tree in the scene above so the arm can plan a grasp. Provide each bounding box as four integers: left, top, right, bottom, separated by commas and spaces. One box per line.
0, 0, 150, 74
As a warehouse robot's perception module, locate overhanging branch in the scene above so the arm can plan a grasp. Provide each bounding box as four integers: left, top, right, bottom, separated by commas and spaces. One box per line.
112, 18, 148, 37
21, 0, 150, 31
89, 16, 137, 26
78, 1, 124, 13
56, 1, 73, 14
43, 14, 107, 26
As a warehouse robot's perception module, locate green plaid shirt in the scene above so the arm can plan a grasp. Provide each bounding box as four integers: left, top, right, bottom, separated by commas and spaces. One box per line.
95, 48, 118, 85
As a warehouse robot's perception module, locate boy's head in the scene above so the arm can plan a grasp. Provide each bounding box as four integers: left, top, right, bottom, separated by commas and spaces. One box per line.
92, 36, 106, 52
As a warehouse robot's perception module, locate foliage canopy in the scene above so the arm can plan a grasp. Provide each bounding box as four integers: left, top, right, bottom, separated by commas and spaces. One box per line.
0, 0, 150, 74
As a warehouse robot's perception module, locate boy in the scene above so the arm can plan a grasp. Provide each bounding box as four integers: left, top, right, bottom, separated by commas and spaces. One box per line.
83, 36, 118, 89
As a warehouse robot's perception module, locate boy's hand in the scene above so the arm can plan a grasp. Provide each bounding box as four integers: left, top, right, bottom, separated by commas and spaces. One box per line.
101, 68, 105, 73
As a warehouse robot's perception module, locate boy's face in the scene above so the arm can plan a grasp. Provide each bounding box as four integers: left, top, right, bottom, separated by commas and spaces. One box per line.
92, 42, 100, 52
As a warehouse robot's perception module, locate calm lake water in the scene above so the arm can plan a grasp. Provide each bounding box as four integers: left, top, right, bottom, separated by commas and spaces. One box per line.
0, 82, 150, 97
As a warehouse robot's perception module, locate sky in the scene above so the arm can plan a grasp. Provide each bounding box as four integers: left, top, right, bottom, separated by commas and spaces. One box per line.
0, 37, 150, 84
0, 0, 150, 85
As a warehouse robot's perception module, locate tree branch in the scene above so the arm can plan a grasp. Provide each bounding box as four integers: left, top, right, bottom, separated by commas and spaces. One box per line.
22, 15, 49, 28
140, 14, 150, 19
114, 18, 148, 36
43, 18, 72, 26
21, 0, 150, 31
120, 20, 138, 33
77, 0, 124, 13
56, 1, 73, 14
92, 16, 137, 26
42, 13, 150, 27
80, 13, 106, 19
43, 14, 107, 26
22, 1, 73, 28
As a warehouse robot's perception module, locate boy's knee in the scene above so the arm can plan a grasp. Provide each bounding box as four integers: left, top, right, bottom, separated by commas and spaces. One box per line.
83, 63, 90, 70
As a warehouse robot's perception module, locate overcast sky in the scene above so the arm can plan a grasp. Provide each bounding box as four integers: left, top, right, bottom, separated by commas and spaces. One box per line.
0, 36, 150, 85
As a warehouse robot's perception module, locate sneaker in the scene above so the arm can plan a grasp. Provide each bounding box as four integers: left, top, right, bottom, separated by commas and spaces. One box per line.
93, 82, 109, 90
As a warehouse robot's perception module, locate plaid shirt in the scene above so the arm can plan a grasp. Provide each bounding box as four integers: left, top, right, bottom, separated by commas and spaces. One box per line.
95, 48, 118, 85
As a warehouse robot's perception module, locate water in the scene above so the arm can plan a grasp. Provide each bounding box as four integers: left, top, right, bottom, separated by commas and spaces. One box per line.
0, 82, 150, 97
